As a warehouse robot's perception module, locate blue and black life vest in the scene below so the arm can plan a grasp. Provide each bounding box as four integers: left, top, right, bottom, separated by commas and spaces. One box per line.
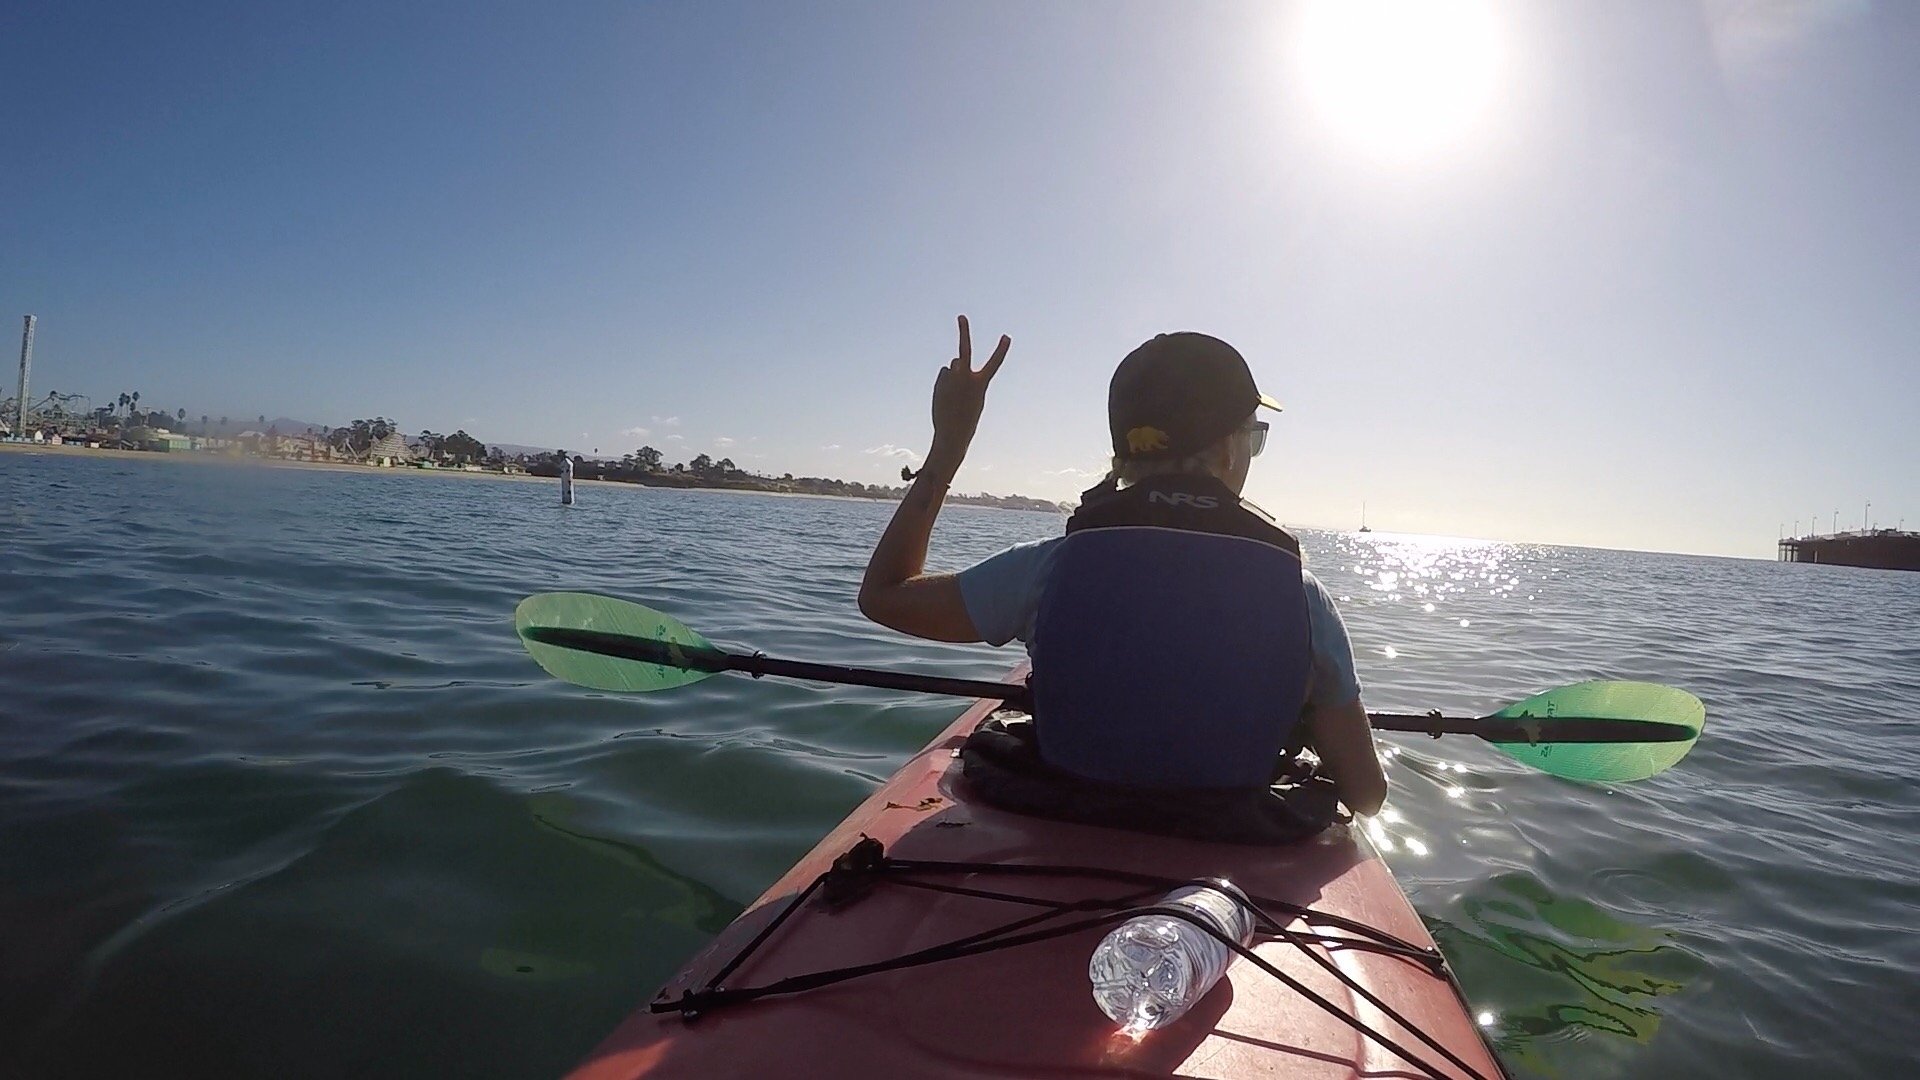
959, 473, 1339, 844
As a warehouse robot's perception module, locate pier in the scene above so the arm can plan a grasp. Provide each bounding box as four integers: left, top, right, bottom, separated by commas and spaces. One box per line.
1778, 530, 1920, 572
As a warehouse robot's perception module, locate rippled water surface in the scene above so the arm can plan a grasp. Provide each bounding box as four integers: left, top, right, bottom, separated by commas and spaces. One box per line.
3, 452, 1915, 1078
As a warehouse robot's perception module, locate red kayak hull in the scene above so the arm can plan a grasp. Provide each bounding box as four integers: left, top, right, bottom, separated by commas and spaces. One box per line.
570, 676, 1504, 1079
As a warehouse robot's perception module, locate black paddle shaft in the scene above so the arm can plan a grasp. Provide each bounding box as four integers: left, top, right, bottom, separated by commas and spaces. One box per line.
1365, 712, 1691, 743
526, 628, 1691, 745
526, 627, 1033, 705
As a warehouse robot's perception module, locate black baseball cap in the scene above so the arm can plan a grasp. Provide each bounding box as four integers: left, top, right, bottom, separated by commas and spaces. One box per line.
1109, 332, 1282, 460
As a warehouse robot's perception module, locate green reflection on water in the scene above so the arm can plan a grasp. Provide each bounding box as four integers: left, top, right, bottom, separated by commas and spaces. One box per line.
475, 792, 742, 985
1428, 872, 1703, 1077
525, 793, 740, 936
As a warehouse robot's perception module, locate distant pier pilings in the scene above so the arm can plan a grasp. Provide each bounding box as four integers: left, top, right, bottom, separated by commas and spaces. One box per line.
1778, 531, 1920, 572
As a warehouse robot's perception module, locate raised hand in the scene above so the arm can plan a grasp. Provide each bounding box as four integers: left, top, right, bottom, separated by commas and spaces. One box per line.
928, 315, 1010, 474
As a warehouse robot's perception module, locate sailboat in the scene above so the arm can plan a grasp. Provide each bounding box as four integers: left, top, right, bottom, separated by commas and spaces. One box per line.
1358, 502, 1372, 533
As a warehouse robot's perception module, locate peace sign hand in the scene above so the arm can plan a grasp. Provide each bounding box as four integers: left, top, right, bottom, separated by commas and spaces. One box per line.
927, 315, 1010, 476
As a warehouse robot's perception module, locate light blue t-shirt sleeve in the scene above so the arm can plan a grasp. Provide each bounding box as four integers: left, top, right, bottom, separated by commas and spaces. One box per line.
1303, 570, 1362, 710
955, 537, 1062, 647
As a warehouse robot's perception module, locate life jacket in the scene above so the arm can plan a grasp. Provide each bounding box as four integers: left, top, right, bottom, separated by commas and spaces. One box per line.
1063, 472, 1303, 557
959, 473, 1339, 844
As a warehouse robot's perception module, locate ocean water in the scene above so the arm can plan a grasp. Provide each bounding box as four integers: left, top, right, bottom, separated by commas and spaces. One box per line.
2, 451, 1915, 1078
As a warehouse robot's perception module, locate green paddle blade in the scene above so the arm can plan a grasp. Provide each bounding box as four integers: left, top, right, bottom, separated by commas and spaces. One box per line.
515, 592, 724, 692
1484, 680, 1705, 782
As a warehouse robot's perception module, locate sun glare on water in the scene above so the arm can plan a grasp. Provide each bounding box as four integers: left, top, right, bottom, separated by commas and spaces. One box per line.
1291, 0, 1507, 160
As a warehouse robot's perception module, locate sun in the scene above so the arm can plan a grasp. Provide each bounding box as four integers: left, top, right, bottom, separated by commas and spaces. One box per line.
1290, 0, 1507, 159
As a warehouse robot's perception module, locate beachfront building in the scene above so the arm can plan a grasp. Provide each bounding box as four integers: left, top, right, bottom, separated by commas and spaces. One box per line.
366, 432, 412, 467
122, 425, 192, 452
283, 434, 336, 462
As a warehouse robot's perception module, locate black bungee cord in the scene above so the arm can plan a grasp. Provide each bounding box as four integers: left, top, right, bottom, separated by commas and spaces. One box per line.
649, 837, 1509, 1080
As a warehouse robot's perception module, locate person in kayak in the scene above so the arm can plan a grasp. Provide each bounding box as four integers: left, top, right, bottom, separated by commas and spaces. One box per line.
860, 317, 1387, 818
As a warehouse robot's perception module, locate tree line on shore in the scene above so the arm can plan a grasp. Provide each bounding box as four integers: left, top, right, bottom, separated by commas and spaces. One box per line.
34, 398, 1062, 512
531, 445, 1061, 512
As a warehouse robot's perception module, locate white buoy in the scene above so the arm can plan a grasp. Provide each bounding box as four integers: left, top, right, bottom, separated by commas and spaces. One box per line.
560, 455, 575, 505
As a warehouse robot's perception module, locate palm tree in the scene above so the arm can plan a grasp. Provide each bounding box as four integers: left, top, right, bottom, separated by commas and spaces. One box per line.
176, 408, 186, 426
117, 393, 129, 417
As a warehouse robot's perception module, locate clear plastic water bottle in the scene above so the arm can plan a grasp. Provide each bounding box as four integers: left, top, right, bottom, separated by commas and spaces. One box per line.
1088, 879, 1255, 1035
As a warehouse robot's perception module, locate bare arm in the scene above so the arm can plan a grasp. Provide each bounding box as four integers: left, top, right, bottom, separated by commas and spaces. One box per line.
1304, 696, 1388, 816
857, 479, 977, 642
857, 316, 1011, 643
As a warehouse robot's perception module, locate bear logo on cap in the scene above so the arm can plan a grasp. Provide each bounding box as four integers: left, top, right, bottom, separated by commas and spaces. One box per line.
1126, 426, 1170, 454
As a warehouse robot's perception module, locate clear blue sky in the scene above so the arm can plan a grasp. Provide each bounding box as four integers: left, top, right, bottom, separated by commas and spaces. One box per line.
4, 1, 1913, 556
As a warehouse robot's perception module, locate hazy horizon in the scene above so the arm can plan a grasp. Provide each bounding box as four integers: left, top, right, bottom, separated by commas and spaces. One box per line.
5, 1, 1914, 558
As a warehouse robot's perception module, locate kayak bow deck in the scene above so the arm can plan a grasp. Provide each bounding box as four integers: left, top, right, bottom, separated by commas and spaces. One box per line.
569, 671, 1508, 1079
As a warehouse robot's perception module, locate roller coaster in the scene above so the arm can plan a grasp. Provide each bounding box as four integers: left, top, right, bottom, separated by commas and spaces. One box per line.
0, 391, 97, 434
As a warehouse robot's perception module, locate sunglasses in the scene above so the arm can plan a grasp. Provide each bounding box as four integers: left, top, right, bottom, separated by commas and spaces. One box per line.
1242, 419, 1269, 457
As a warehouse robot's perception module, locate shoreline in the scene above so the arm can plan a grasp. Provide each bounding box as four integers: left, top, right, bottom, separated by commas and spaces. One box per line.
0, 441, 1067, 513
5, 442, 1791, 553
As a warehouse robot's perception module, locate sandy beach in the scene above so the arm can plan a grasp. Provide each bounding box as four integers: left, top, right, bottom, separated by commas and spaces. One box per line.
1, 440, 573, 484
0, 440, 1054, 511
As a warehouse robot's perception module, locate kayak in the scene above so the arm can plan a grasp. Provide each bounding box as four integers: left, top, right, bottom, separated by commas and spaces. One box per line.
567, 667, 1509, 1079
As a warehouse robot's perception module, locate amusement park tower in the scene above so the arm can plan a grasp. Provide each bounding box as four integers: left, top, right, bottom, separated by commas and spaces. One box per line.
14, 315, 33, 438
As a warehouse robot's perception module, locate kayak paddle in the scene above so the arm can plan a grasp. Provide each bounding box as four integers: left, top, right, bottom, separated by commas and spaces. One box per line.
515, 592, 1704, 783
